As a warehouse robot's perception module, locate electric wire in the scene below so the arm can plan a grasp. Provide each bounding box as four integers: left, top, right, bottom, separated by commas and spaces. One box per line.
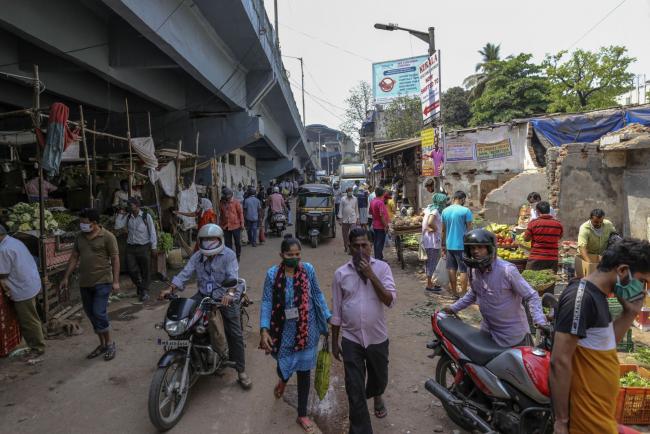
567, 0, 627, 49
280, 23, 373, 62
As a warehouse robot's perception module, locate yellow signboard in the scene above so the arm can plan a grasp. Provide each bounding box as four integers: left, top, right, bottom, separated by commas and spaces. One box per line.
421, 128, 437, 176
475, 138, 512, 161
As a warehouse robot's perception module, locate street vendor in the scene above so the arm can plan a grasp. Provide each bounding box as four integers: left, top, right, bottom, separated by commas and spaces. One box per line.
112, 179, 142, 210
25, 175, 57, 202
577, 209, 617, 260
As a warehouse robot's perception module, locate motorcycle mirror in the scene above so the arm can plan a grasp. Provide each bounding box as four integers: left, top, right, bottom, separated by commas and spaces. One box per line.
222, 277, 239, 288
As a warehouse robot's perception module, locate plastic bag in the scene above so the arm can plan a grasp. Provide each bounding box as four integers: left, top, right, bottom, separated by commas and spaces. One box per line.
314, 336, 331, 400
433, 257, 449, 288
418, 244, 427, 261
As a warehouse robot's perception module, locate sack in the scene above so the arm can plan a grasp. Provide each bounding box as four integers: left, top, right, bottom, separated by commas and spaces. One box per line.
433, 257, 449, 288
314, 336, 331, 400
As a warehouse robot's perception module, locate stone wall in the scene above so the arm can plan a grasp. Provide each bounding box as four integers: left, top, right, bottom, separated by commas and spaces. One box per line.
483, 170, 548, 224
622, 148, 650, 239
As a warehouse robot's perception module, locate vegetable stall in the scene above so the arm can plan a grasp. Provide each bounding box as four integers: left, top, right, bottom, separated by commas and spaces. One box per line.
389, 211, 423, 269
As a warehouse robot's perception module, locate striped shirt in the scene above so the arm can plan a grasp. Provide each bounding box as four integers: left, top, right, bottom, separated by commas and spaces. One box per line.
525, 215, 563, 261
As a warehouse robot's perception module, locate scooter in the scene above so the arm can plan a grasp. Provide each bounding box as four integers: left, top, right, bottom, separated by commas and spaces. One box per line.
269, 212, 287, 237
148, 278, 248, 432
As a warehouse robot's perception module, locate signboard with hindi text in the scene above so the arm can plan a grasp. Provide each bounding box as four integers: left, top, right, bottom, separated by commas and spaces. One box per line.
419, 51, 441, 122
475, 138, 512, 161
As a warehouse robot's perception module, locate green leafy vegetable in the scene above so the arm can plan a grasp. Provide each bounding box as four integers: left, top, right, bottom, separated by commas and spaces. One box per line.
521, 269, 556, 287
159, 232, 173, 254
620, 371, 650, 387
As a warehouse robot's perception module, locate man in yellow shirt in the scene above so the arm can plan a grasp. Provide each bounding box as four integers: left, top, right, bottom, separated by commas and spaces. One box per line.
577, 209, 617, 260
384, 191, 396, 222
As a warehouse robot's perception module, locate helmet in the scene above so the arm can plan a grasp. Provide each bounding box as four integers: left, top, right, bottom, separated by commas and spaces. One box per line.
462, 229, 497, 269
198, 224, 225, 256
273, 186, 280, 193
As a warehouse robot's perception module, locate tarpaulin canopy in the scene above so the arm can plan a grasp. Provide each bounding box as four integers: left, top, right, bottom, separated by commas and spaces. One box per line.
373, 137, 421, 158
626, 107, 650, 125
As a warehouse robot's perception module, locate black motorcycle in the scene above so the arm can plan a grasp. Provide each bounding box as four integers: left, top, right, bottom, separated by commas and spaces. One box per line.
148, 278, 249, 431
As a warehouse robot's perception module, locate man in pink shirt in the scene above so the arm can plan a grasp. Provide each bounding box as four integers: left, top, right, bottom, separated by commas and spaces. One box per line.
369, 187, 389, 261
331, 227, 397, 434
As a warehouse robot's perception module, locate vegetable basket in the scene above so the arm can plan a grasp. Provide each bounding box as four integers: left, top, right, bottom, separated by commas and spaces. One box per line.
506, 258, 527, 272
616, 364, 650, 425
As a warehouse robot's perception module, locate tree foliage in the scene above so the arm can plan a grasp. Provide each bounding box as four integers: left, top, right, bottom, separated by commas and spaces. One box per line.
384, 96, 422, 139
463, 42, 502, 101
544, 46, 635, 112
470, 53, 549, 126
340, 81, 373, 140
441, 87, 471, 129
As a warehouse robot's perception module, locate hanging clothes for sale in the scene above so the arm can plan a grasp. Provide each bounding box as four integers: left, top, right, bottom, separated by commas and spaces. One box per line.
130, 137, 158, 170
42, 102, 79, 175
149, 161, 176, 196
178, 183, 198, 230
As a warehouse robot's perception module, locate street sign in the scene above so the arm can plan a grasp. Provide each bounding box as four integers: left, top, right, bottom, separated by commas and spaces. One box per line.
372, 55, 428, 104
419, 51, 441, 123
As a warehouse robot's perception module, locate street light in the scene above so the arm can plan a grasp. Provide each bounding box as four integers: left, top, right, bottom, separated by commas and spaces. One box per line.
374, 23, 435, 55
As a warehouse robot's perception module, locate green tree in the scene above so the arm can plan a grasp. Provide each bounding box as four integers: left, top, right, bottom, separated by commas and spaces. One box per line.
384, 96, 421, 139
340, 81, 373, 140
441, 87, 471, 129
470, 53, 549, 126
463, 42, 501, 101
544, 46, 635, 112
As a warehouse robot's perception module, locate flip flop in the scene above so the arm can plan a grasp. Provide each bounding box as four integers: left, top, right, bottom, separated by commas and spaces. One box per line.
104, 343, 116, 361
374, 403, 388, 419
296, 416, 316, 433
274, 380, 286, 399
86, 345, 106, 359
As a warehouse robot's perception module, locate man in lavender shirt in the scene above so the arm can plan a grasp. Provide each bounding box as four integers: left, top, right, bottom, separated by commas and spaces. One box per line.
442, 229, 547, 347
331, 227, 396, 434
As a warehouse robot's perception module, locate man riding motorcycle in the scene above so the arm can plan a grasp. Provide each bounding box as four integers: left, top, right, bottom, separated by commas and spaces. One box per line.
159, 224, 252, 389
442, 229, 547, 347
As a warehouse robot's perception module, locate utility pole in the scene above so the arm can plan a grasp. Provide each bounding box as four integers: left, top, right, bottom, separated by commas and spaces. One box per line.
374, 23, 435, 56
299, 57, 305, 125
274, 0, 279, 49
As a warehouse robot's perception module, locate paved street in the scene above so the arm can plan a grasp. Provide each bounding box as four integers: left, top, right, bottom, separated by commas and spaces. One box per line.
0, 225, 461, 434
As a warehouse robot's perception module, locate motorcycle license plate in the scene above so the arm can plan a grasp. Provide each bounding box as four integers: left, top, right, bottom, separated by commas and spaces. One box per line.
157, 338, 190, 348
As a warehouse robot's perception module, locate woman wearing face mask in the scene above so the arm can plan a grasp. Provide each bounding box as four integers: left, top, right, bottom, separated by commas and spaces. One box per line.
259, 235, 331, 433
60, 208, 120, 361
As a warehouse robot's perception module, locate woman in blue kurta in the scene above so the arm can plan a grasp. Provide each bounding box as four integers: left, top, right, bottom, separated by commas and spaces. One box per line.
260, 235, 331, 433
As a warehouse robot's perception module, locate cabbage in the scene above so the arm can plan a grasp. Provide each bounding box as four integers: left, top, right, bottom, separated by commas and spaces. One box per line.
18, 223, 31, 231
20, 213, 31, 223
44, 210, 53, 219
5, 220, 13, 228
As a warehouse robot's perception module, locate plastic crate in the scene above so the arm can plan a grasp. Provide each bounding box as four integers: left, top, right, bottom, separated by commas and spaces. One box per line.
616, 364, 650, 425
0, 292, 21, 357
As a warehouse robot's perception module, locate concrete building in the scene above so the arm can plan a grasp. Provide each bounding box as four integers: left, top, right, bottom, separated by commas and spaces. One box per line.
306, 124, 356, 176
0, 0, 317, 183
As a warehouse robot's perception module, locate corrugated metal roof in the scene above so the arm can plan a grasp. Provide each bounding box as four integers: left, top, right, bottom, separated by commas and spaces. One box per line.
373, 137, 421, 158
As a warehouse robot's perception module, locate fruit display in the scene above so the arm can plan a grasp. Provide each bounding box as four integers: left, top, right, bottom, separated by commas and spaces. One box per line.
497, 247, 528, 261
402, 234, 420, 249
515, 232, 531, 250
5, 202, 59, 232
521, 269, 556, 287
393, 215, 423, 229
485, 223, 515, 245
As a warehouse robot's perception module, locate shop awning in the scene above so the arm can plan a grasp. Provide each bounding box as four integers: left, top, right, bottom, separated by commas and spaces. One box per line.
373, 137, 421, 158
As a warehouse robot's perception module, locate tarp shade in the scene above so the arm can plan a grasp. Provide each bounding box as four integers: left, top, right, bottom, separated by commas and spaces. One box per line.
531, 110, 625, 146
373, 137, 420, 158
626, 107, 650, 125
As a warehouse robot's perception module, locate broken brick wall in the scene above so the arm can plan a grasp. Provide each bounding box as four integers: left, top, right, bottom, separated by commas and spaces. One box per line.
483, 170, 548, 224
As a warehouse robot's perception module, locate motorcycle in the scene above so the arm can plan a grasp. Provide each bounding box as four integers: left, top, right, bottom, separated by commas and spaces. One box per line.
269, 212, 287, 237
148, 278, 249, 431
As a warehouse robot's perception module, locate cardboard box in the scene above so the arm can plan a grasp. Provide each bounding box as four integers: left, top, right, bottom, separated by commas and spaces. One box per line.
575, 254, 600, 278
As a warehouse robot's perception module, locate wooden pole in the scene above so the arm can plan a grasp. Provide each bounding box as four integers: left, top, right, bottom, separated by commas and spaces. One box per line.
148, 112, 162, 218
125, 98, 133, 196
32, 65, 48, 323
192, 131, 199, 184
78, 105, 93, 208
176, 139, 182, 194
92, 120, 97, 198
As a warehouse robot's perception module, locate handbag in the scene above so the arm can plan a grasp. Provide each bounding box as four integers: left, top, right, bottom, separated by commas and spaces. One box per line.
314, 335, 331, 400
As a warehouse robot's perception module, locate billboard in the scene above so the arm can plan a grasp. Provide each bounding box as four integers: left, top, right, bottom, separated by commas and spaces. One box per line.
475, 138, 512, 161
372, 55, 428, 104
419, 51, 441, 122
420, 128, 440, 177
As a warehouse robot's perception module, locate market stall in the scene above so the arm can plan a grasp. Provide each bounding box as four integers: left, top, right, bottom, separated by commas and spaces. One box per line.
389, 212, 423, 269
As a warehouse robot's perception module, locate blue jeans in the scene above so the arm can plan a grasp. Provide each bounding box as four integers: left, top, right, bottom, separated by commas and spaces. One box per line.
80, 283, 111, 333
373, 229, 386, 261
246, 220, 259, 246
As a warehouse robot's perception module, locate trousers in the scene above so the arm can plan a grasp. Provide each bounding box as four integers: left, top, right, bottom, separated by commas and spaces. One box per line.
126, 243, 151, 296
341, 223, 353, 251
276, 367, 310, 417
246, 220, 259, 246
13, 296, 45, 353
372, 229, 386, 261
224, 229, 242, 260
342, 338, 389, 434
80, 283, 111, 333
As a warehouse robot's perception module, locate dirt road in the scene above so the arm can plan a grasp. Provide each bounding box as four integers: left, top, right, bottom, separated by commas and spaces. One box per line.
0, 226, 461, 434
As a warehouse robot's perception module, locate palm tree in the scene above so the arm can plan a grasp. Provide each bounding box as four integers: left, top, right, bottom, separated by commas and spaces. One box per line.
463, 43, 501, 100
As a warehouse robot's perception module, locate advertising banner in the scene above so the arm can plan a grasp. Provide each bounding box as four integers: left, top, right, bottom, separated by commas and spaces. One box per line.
419, 51, 441, 122
420, 128, 441, 177
372, 55, 428, 104
475, 138, 512, 161
445, 135, 474, 162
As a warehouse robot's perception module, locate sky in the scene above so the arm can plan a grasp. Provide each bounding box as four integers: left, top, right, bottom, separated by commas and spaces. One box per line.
262, 0, 650, 135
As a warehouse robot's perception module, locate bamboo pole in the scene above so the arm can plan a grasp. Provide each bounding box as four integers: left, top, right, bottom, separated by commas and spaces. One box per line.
83, 128, 129, 142
176, 139, 182, 194
92, 120, 97, 198
148, 111, 162, 219
125, 98, 133, 196
192, 131, 199, 184
0, 108, 33, 119
78, 105, 93, 208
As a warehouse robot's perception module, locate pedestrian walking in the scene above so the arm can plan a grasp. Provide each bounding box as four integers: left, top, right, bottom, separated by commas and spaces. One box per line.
257, 185, 268, 244
61, 208, 119, 360
243, 188, 262, 247
219, 188, 245, 261
524, 201, 563, 272
338, 187, 360, 254
115, 197, 157, 301
0, 224, 45, 357
369, 187, 389, 261
441, 191, 473, 296
357, 184, 369, 230
333, 182, 342, 217
422, 198, 444, 292
259, 235, 331, 433
331, 227, 397, 434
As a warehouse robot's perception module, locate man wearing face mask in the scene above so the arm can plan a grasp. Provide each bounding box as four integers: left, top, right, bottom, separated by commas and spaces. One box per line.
338, 187, 360, 254
61, 208, 120, 360
551, 238, 650, 434
160, 224, 252, 389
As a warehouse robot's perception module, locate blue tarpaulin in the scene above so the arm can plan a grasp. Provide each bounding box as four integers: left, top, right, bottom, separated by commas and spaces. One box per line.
626, 107, 650, 125
531, 110, 625, 146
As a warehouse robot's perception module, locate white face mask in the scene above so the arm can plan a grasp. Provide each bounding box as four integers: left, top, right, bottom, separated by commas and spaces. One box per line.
201, 239, 220, 251
80, 223, 93, 233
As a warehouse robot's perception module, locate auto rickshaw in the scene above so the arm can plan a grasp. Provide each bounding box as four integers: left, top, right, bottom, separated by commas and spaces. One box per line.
296, 184, 336, 248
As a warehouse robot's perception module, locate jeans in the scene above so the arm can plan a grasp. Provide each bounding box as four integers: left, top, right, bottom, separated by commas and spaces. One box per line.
220, 302, 246, 372
126, 243, 151, 296
373, 229, 386, 261
224, 229, 242, 260
246, 220, 259, 246
80, 283, 112, 333
13, 296, 45, 352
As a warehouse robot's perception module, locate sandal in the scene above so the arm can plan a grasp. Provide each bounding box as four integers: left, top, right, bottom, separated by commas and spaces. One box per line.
274, 380, 286, 399
296, 416, 316, 433
86, 345, 106, 359
104, 343, 116, 361
374, 403, 388, 419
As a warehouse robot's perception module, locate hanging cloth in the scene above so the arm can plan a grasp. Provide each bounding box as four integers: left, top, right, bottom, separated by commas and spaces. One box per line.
42, 102, 79, 175
178, 183, 198, 230
130, 137, 158, 170
149, 161, 176, 196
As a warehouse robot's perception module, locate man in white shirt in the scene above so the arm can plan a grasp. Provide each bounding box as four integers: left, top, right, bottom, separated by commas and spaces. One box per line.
0, 225, 44, 356
337, 187, 360, 254
115, 197, 157, 301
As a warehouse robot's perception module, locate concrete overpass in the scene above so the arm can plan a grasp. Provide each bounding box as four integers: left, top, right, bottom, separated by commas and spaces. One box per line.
0, 0, 318, 181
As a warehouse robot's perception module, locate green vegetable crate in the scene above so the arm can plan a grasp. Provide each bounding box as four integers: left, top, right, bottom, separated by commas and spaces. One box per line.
616, 364, 650, 425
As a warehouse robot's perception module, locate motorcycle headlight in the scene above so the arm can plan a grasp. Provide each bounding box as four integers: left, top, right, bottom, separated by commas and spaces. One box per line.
300, 214, 307, 221
165, 318, 189, 336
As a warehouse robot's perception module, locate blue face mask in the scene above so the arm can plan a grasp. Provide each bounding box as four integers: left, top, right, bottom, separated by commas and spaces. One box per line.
615, 270, 646, 302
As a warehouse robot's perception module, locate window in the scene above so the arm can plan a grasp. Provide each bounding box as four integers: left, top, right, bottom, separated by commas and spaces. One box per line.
228, 154, 236, 165
240, 155, 246, 167
221, 155, 227, 164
